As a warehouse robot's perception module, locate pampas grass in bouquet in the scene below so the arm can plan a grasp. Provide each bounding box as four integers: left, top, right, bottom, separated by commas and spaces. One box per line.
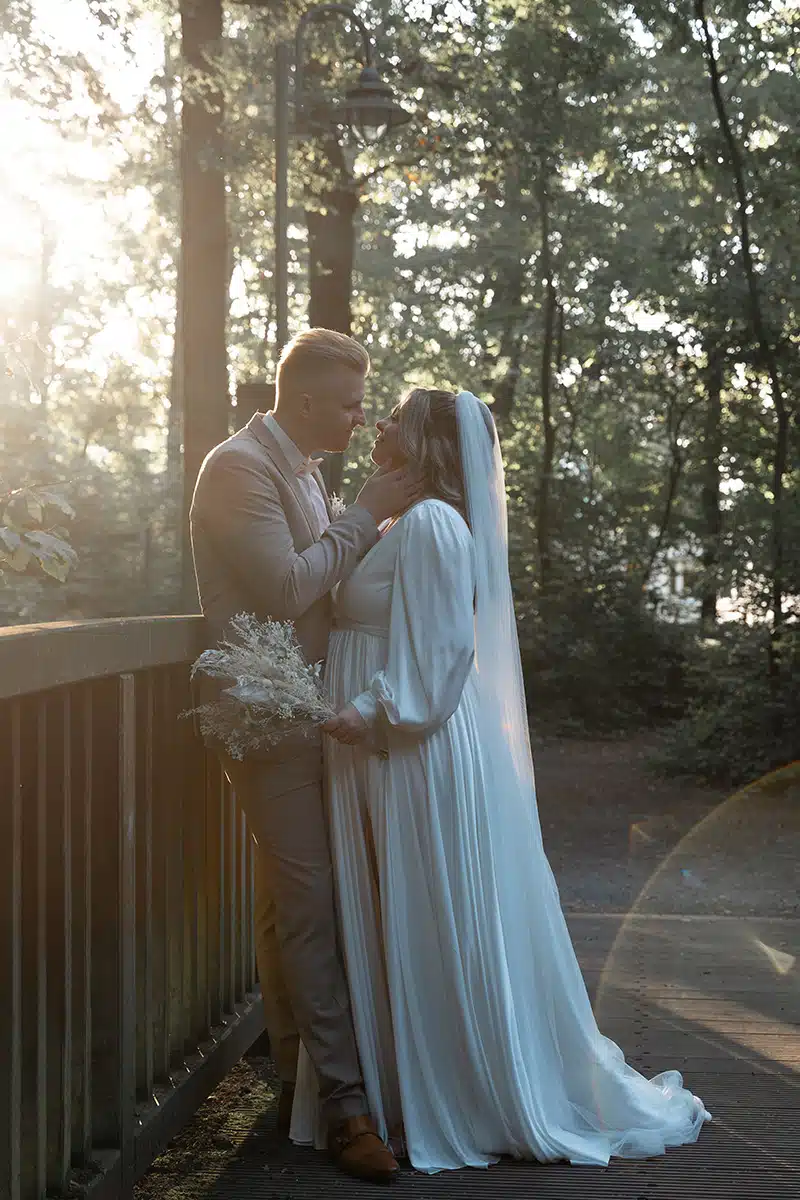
187, 613, 336, 760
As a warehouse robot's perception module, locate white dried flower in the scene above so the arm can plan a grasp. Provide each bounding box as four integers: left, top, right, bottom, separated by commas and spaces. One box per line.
329, 494, 348, 518
184, 613, 336, 760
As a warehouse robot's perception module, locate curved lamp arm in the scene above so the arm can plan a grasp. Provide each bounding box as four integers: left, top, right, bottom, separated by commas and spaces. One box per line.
294, 3, 373, 113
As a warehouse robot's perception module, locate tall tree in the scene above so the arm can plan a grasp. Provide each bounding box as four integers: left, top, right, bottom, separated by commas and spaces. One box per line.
179, 0, 229, 607
306, 136, 358, 494
693, 0, 790, 675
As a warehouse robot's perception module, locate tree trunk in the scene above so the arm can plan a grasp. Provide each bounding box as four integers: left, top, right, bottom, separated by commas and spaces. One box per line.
555, 302, 580, 463
486, 265, 525, 423
535, 176, 557, 591
700, 339, 723, 627
163, 27, 184, 610
492, 335, 524, 425
165, 27, 182, 515
166, 270, 184, 497
641, 392, 689, 594
306, 137, 358, 496
179, 0, 229, 610
307, 199, 357, 333
695, 0, 788, 673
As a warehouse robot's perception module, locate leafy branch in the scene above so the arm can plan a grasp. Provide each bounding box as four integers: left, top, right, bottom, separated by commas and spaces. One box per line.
0, 482, 78, 583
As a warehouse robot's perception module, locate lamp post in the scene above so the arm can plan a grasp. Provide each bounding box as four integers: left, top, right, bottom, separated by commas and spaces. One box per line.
273, 4, 411, 354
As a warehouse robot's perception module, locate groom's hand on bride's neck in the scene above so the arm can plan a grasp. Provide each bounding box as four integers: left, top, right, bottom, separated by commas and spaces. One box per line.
355, 465, 426, 524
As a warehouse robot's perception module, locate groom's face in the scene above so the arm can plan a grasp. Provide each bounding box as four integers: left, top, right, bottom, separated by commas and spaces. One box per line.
305, 364, 367, 453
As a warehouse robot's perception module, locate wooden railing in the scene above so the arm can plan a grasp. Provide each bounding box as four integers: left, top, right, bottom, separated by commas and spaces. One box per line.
0, 618, 263, 1200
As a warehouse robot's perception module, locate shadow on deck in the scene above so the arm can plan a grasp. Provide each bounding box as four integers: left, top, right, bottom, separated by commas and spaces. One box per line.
135, 913, 800, 1200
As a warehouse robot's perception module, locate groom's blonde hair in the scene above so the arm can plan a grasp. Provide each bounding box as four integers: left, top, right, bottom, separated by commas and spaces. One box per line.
277, 328, 370, 402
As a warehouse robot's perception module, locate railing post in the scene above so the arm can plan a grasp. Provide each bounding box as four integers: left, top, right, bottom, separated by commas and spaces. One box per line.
150, 671, 170, 1085
90, 674, 137, 1190
163, 669, 187, 1070
45, 692, 73, 1191
225, 786, 237, 1015
71, 686, 93, 1167
0, 617, 265, 1199
136, 672, 156, 1105
180, 665, 204, 1050
238, 808, 248, 1003
21, 696, 48, 1198
0, 702, 23, 1200
204, 757, 224, 1033
119, 673, 138, 1190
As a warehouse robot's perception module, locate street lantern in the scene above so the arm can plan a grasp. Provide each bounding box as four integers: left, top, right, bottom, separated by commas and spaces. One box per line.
273, 3, 412, 351
333, 65, 412, 146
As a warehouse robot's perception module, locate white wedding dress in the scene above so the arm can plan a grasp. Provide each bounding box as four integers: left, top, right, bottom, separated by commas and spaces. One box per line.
290, 397, 710, 1173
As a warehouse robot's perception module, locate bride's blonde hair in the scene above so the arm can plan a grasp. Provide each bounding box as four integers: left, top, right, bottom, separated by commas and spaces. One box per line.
396, 389, 495, 518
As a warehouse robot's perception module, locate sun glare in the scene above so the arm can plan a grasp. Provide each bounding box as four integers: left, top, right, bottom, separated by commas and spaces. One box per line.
0, 1, 164, 366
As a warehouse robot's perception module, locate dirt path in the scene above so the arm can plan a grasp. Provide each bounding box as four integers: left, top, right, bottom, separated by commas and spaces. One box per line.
534, 732, 796, 917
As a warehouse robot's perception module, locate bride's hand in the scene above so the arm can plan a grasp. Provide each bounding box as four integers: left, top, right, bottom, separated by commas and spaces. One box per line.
322, 703, 369, 745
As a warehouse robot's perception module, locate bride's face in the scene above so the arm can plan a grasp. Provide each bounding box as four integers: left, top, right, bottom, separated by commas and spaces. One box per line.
371, 406, 407, 468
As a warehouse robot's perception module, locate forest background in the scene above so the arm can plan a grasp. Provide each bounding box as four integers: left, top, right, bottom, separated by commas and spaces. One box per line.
1, 0, 797, 786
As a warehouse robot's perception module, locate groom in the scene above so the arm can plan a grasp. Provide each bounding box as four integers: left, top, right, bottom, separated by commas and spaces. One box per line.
190, 329, 419, 1183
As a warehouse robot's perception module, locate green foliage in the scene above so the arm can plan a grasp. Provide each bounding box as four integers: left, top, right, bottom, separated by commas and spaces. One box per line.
516, 573, 692, 735
653, 628, 800, 788
0, 0, 797, 788
0, 483, 77, 584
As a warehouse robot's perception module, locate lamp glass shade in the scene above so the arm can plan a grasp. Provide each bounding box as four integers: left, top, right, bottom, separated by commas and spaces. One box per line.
333, 66, 411, 146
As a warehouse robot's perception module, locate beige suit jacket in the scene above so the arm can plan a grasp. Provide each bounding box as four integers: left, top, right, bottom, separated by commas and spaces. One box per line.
189, 412, 379, 764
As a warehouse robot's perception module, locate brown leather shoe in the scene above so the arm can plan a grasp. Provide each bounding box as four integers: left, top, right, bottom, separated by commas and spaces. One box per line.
276, 1084, 295, 1136
329, 1115, 400, 1184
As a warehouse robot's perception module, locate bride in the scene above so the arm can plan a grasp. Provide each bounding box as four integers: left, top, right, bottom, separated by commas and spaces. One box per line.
290, 388, 711, 1173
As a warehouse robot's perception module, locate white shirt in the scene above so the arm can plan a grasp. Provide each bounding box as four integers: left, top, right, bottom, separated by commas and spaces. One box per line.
263, 411, 330, 539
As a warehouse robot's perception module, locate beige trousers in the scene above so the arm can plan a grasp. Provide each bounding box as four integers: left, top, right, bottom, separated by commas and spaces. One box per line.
219, 748, 367, 1126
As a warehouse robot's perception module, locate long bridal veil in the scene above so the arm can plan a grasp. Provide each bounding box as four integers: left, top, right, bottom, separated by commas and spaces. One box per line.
454, 391, 710, 1161
456, 391, 545, 848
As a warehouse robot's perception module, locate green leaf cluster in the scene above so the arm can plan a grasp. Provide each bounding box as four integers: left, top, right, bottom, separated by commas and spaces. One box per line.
0, 484, 77, 583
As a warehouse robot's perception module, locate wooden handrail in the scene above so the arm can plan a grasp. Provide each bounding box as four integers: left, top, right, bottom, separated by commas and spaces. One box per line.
0, 617, 262, 1200
0, 616, 205, 701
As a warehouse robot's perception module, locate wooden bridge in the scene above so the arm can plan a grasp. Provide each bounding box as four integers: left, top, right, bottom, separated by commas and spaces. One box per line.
0, 618, 263, 1200
1, 618, 797, 1200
